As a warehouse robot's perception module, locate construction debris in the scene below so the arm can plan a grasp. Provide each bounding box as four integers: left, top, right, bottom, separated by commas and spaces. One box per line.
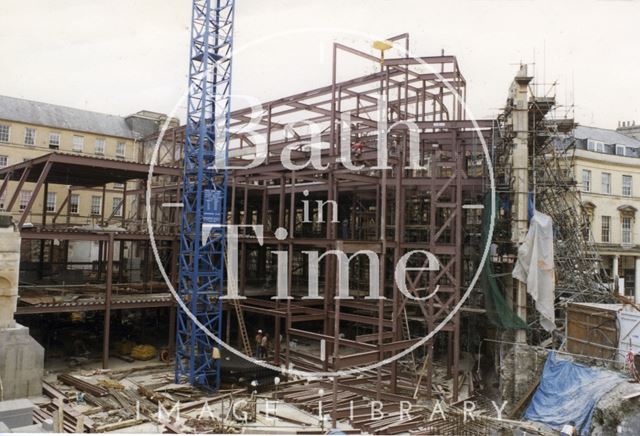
57, 374, 109, 397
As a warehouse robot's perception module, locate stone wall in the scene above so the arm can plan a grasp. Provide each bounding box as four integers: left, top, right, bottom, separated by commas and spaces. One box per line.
499, 339, 547, 415
591, 381, 640, 435
0, 324, 44, 400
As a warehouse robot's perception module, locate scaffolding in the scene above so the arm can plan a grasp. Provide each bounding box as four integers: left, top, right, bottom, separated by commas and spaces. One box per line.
492, 71, 613, 337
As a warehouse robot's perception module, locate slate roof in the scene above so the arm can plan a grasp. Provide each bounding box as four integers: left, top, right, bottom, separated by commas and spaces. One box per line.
0, 95, 134, 139
574, 125, 640, 148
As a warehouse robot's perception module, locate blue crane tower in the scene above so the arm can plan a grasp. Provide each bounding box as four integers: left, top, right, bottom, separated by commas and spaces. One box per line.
175, 0, 235, 391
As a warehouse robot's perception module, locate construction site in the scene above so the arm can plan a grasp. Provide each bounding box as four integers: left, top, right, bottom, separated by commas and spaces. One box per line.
2, 1, 640, 435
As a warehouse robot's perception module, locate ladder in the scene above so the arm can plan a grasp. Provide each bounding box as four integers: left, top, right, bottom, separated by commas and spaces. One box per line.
223, 251, 252, 357
413, 353, 430, 399
231, 298, 252, 356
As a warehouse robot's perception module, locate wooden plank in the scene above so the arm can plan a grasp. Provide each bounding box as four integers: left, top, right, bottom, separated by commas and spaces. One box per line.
42, 381, 68, 402
509, 379, 541, 419
94, 418, 145, 432
57, 373, 109, 397
566, 303, 618, 359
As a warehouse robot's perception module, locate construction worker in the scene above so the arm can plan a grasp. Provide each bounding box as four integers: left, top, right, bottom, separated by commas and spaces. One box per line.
255, 329, 263, 358
351, 141, 364, 159
211, 347, 220, 360
260, 332, 269, 359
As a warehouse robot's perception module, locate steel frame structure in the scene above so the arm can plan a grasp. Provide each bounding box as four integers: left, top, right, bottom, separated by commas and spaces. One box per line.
146, 34, 493, 403
0, 152, 181, 369
175, 0, 235, 390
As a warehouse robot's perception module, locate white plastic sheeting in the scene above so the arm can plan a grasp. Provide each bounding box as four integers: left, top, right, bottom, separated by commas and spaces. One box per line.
618, 309, 640, 363
513, 210, 556, 331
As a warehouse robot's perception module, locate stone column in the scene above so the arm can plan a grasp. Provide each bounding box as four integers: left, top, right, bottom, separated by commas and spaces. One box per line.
0, 214, 19, 328
0, 212, 44, 399
511, 65, 532, 344
613, 255, 620, 294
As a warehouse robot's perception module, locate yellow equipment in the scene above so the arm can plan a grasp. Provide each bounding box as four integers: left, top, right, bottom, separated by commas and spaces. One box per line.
131, 344, 157, 360
373, 40, 393, 65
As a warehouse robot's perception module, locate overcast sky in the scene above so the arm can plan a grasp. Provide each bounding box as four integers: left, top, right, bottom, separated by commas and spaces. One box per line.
1, 0, 638, 129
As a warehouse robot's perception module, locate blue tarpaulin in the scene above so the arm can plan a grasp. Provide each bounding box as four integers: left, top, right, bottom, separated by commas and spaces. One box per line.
524, 352, 623, 435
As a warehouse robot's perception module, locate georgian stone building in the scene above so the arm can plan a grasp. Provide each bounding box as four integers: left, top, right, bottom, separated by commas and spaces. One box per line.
573, 125, 640, 299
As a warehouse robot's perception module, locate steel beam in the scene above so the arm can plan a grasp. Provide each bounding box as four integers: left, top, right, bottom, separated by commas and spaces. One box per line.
102, 233, 114, 369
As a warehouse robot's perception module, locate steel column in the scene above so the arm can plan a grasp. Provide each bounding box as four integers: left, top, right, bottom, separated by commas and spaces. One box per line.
102, 233, 114, 369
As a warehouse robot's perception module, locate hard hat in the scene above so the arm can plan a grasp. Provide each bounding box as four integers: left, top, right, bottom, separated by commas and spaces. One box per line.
258, 329, 263, 333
